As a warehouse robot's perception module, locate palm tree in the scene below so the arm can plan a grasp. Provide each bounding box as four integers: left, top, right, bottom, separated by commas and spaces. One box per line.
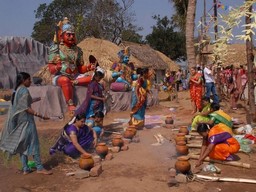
185, 0, 197, 67
245, 2, 255, 123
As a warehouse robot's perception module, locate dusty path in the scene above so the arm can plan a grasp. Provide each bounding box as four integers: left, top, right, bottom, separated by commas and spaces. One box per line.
0, 90, 256, 192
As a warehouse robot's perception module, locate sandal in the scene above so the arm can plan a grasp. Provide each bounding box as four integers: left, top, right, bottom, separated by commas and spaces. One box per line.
23, 170, 33, 175
37, 169, 53, 175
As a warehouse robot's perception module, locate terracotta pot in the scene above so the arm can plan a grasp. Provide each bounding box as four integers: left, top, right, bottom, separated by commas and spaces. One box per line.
174, 133, 187, 143
124, 127, 137, 139
165, 116, 174, 124
96, 142, 109, 158
175, 156, 191, 174
179, 126, 189, 135
112, 135, 124, 147
79, 154, 94, 170
176, 141, 188, 155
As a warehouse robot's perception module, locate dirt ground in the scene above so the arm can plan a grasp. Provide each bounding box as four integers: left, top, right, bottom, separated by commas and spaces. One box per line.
0, 90, 256, 192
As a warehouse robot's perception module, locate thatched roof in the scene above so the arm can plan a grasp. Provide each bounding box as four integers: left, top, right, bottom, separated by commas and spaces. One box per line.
155, 50, 179, 71
199, 44, 256, 67
78, 37, 144, 69
120, 41, 175, 70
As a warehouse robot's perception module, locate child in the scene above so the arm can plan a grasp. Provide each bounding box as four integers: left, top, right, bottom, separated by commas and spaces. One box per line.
86, 111, 105, 140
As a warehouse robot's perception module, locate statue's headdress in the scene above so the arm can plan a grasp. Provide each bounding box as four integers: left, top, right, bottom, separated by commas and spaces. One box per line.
53, 17, 75, 43
117, 46, 130, 60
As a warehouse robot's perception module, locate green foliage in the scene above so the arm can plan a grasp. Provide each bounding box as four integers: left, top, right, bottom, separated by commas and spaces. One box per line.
196, 1, 255, 64
146, 15, 186, 61
31, 0, 141, 45
169, 0, 188, 32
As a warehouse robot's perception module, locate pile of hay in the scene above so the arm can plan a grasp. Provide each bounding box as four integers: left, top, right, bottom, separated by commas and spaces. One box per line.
79, 37, 143, 69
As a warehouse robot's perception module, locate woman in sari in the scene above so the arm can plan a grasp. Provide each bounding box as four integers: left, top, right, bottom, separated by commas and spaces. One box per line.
49, 113, 97, 158
75, 67, 105, 118
190, 96, 211, 132
189, 67, 203, 114
129, 67, 150, 129
195, 123, 240, 167
0, 72, 52, 175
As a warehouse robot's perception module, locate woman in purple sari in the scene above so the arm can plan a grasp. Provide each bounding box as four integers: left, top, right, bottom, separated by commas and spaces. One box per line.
50, 113, 97, 158
75, 68, 105, 118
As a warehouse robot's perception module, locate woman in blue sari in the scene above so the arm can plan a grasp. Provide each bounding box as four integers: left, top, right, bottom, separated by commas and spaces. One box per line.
0, 72, 52, 175
129, 68, 151, 129
75, 67, 105, 118
49, 113, 97, 158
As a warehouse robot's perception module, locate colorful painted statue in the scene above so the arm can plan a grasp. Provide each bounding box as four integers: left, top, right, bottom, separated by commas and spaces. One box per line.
110, 47, 137, 92
48, 17, 95, 112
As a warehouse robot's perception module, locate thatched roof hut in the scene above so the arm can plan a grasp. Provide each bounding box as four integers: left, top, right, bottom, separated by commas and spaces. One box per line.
199, 44, 255, 67
155, 50, 179, 71
120, 41, 178, 70
78, 37, 144, 69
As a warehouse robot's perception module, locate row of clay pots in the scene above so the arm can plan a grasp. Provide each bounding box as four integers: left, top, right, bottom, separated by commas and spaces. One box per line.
174, 126, 191, 174
79, 126, 138, 171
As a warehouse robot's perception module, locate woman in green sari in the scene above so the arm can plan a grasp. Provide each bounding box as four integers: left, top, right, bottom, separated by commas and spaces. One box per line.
190, 96, 212, 132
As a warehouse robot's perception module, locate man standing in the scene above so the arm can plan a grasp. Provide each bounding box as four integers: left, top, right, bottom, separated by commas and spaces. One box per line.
203, 62, 219, 104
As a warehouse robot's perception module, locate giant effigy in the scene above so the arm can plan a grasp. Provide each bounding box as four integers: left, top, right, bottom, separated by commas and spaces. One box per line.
47, 17, 96, 113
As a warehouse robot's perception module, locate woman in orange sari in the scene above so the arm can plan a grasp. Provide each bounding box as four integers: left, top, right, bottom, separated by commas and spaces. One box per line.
189, 67, 203, 114
195, 123, 240, 167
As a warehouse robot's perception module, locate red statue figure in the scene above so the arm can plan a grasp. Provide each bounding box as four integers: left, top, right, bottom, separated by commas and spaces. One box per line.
48, 17, 95, 113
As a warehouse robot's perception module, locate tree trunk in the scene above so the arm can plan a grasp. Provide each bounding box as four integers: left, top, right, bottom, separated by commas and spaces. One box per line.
185, 0, 197, 67
245, 3, 255, 123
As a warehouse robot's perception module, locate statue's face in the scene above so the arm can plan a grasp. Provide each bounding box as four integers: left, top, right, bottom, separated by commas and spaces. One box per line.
62, 32, 76, 47
122, 56, 129, 64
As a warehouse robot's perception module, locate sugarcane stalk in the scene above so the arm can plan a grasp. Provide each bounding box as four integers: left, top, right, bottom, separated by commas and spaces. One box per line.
195, 174, 256, 183
189, 154, 250, 168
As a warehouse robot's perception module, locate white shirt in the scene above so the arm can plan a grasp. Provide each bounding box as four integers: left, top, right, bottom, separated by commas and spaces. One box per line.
203, 67, 215, 83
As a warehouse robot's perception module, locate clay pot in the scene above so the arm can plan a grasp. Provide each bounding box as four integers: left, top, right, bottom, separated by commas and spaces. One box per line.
179, 126, 189, 135
175, 156, 191, 174
165, 116, 174, 124
112, 135, 124, 147
123, 128, 137, 139
175, 141, 188, 155
96, 142, 109, 158
79, 154, 94, 170
174, 133, 187, 143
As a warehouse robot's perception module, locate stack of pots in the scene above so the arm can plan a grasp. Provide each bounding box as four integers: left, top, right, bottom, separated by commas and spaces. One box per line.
174, 126, 190, 174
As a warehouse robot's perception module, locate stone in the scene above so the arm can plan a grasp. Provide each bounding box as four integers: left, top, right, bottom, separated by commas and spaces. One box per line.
92, 155, 102, 165
123, 138, 132, 144
121, 145, 129, 151
89, 165, 103, 177
132, 137, 140, 143
168, 168, 177, 177
167, 178, 178, 187
74, 170, 90, 179
109, 146, 120, 153
175, 173, 187, 183
105, 153, 114, 161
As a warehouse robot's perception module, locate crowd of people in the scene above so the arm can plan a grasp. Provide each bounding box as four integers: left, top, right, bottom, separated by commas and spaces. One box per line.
187, 62, 248, 166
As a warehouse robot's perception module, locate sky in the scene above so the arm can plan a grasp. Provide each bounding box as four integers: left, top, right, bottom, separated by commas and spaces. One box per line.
0, 0, 247, 39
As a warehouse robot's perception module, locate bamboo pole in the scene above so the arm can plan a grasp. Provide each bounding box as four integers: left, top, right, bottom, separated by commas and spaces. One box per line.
189, 154, 251, 169
187, 143, 202, 148
195, 174, 256, 184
